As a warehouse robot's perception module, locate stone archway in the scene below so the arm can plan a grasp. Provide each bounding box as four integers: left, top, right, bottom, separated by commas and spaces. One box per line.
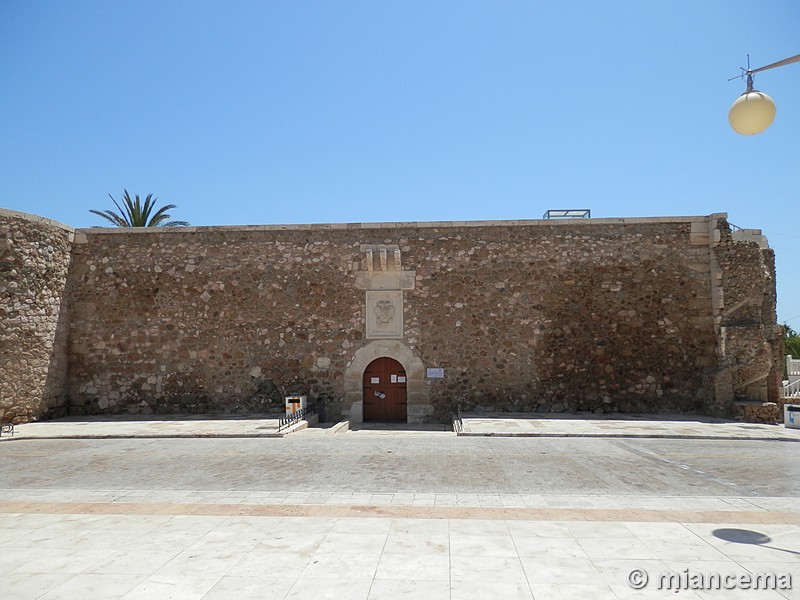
343, 340, 430, 423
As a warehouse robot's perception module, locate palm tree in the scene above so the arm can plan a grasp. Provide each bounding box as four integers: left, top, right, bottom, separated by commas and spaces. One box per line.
785, 324, 800, 359
90, 190, 189, 227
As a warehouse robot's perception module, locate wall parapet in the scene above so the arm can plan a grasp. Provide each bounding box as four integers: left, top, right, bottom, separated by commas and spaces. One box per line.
0, 208, 75, 238
76, 213, 728, 237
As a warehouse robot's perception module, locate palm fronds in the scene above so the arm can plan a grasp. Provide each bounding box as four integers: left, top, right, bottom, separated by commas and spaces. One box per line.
786, 324, 800, 359
90, 190, 189, 227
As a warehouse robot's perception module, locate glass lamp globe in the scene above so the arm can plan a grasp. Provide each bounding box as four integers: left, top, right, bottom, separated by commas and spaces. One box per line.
728, 90, 776, 135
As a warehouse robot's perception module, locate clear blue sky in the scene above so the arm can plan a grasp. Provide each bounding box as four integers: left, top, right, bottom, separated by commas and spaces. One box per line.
2, 1, 799, 326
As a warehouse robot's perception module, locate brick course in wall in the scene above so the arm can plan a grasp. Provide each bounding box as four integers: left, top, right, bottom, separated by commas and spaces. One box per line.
0, 211, 782, 423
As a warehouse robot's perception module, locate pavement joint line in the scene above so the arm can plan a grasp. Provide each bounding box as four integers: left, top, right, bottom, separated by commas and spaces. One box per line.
1, 501, 798, 524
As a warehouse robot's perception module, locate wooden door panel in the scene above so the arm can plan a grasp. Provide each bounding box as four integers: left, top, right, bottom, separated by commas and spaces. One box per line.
363, 357, 407, 422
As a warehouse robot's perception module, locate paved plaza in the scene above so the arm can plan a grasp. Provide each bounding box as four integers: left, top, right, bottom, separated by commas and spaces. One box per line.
1, 419, 799, 599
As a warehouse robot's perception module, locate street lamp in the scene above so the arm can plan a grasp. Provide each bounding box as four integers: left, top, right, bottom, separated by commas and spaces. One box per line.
728, 53, 800, 135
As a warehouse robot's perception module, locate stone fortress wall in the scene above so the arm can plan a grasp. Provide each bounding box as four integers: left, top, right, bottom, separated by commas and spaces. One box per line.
1, 210, 74, 423
0, 209, 782, 424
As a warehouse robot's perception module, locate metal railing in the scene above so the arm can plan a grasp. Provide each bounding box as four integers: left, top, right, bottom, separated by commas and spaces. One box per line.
543, 209, 591, 219
452, 404, 464, 433
278, 407, 314, 432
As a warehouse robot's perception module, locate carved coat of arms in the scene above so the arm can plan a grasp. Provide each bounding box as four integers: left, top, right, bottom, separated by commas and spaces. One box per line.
365, 291, 403, 339
375, 300, 395, 327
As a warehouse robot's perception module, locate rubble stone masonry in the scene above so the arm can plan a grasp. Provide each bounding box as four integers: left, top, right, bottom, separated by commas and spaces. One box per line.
1, 210, 73, 423
0, 209, 781, 423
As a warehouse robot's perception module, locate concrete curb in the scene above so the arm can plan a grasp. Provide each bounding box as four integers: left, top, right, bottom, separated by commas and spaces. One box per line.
329, 420, 350, 434
0, 433, 287, 441
456, 431, 800, 441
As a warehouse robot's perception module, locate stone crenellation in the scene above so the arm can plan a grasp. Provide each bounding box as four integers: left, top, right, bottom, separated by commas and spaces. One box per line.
0, 210, 783, 423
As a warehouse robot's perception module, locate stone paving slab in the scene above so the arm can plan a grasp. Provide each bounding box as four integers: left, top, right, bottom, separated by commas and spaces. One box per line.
0, 504, 797, 600
2, 429, 798, 598
3, 499, 800, 525
0, 414, 317, 440
1, 491, 799, 522
4, 412, 800, 441
3, 435, 797, 497
457, 412, 800, 441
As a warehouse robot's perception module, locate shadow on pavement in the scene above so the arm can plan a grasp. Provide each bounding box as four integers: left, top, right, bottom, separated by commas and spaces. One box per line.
349, 422, 452, 432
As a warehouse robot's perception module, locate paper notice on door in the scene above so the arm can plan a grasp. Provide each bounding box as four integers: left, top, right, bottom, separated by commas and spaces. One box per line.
391, 374, 397, 383
371, 377, 380, 384
398, 376, 406, 383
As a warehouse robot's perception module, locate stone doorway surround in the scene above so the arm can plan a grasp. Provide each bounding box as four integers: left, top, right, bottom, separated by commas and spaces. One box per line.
343, 340, 430, 424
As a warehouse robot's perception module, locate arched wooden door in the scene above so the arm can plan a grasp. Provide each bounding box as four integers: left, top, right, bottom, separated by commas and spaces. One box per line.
363, 357, 407, 422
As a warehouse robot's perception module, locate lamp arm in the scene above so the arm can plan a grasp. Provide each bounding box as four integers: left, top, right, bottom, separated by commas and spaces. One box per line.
749, 53, 800, 75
